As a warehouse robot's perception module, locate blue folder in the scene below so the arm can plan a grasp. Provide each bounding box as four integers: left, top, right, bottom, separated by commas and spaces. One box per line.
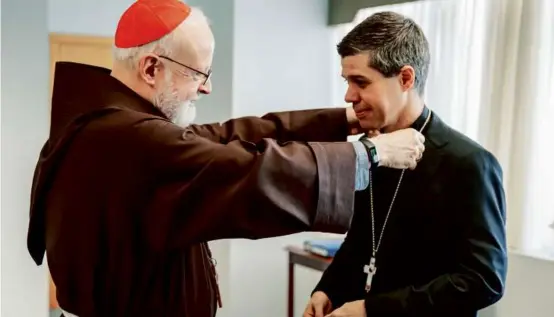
303, 239, 343, 258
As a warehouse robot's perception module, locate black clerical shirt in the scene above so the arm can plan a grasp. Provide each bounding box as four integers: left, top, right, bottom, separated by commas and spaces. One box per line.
313, 107, 508, 317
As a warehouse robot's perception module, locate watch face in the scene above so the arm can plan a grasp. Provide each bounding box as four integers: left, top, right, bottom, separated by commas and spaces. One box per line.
369, 147, 379, 163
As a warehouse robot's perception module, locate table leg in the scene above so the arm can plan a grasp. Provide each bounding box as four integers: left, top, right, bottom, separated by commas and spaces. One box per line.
288, 259, 294, 317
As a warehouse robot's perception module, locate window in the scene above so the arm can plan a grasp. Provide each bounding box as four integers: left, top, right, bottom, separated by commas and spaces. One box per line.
522, 0, 554, 257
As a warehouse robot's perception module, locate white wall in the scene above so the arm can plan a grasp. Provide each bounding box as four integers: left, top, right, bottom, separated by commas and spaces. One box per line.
500, 253, 554, 317
48, 0, 133, 36
232, 0, 334, 116
480, 253, 554, 317
1, 0, 50, 316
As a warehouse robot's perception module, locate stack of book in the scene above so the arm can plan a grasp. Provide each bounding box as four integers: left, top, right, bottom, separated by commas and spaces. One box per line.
303, 239, 343, 258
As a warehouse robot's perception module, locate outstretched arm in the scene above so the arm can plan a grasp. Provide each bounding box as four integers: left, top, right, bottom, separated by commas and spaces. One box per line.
189, 107, 357, 144
136, 117, 360, 250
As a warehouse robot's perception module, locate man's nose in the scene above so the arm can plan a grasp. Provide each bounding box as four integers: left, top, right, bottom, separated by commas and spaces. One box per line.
198, 78, 212, 95
344, 85, 359, 103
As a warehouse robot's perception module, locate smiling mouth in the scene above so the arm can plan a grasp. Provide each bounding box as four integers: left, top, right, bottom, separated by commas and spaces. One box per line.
354, 108, 372, 118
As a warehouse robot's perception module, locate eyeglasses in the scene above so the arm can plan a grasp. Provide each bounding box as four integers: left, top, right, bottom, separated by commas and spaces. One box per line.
159, 55, 211, 86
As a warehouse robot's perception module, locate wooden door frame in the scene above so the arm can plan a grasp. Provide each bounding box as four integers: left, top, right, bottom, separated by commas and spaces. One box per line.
49, 33, 114, 65
49, 33, 114, 92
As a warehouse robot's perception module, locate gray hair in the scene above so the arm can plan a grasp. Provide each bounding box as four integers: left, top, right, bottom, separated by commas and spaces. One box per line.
112, 7, 209, 69
337, 11, 430, 95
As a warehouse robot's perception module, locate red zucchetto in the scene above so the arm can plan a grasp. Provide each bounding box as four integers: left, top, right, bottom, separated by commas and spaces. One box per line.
114, 0, 191, 48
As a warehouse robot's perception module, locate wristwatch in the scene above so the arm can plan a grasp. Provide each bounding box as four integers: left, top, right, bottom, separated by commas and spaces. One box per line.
359, 137, 380, 168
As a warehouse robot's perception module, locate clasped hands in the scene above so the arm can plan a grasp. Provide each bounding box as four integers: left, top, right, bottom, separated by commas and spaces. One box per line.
303, 291, 366, 317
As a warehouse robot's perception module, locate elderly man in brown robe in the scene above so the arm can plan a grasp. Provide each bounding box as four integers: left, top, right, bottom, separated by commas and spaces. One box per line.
27, 1, 425, 316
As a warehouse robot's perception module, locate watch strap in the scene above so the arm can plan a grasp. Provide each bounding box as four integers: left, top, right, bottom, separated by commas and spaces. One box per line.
359, 137, 380, 167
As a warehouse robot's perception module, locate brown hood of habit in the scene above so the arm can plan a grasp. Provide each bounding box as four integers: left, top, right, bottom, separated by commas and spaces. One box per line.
28, 62, 165, 265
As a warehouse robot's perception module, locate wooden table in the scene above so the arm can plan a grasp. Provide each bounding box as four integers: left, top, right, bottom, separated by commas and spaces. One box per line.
286, 245, 333, 317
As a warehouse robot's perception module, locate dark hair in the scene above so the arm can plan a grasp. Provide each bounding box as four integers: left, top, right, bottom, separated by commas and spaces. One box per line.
337, 11, 430, 95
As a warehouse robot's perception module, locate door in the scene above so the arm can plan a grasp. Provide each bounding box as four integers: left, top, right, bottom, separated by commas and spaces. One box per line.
49, 33, 114, 96
48, 33, 113, 310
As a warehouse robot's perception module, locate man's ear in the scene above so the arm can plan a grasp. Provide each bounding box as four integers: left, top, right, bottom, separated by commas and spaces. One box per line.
138, 54, 159, 87
398, 65, 416, 92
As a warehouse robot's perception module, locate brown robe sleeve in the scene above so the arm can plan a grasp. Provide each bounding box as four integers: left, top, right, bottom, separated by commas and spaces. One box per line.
135, 117, 356, 251
188, 108, 349, 143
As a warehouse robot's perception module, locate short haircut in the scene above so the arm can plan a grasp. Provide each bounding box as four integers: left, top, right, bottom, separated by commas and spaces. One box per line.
337, 11, 430, 95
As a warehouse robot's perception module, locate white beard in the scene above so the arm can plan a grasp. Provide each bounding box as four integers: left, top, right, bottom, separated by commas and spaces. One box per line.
173, 101, 196, 127
153, 74, 197, 127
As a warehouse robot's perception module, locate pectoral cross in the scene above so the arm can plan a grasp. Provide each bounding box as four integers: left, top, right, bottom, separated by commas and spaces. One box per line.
363, 257, 377, 292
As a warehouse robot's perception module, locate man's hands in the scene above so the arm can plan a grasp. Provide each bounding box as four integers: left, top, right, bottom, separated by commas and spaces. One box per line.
365, 128, 425, 170
303, 292, 366, 317
303, 291, 332, 317
346, 105, 426, 170
324, 300, 367, 317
